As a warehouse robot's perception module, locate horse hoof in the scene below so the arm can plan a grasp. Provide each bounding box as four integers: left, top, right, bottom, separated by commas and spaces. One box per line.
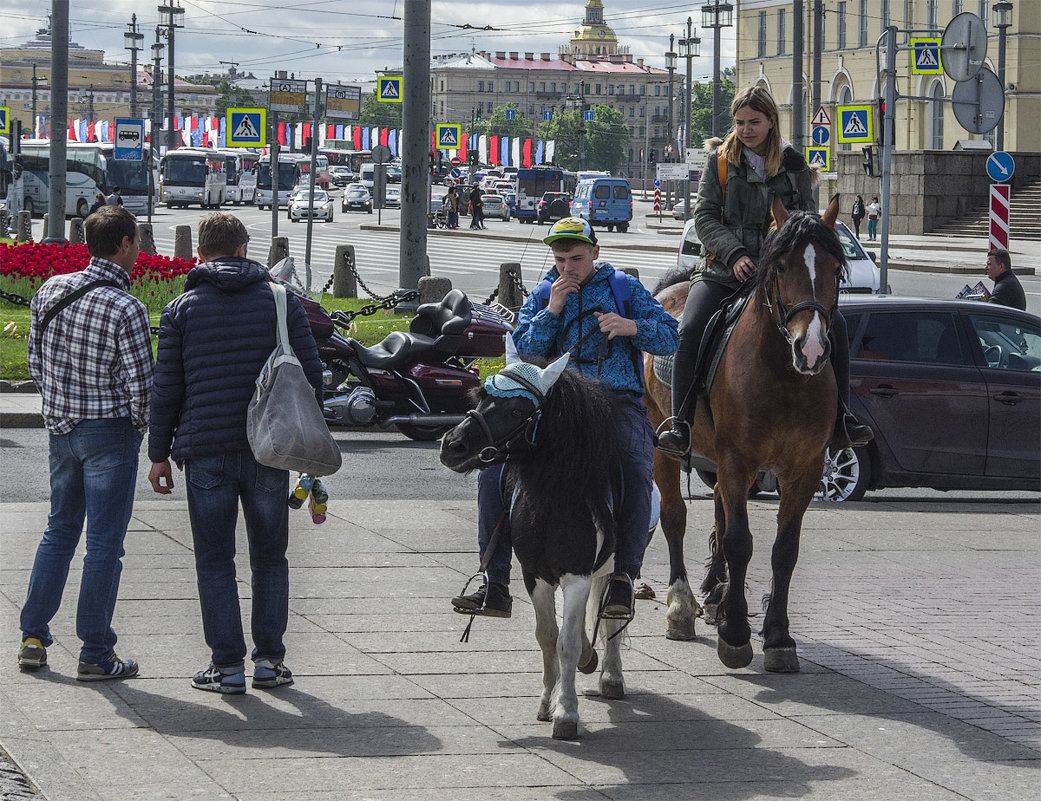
717, 637, 754, 669
578, 648, 598, 675
702, 603, 719, 626
764, 647, 800, 673
666, 624, 696, 641
552, 719, 579, 740
600, 678, 625, 700
537, 702, 552, 722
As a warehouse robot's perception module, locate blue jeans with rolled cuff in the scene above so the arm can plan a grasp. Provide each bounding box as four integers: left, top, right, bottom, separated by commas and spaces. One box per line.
21, 418, 142, 664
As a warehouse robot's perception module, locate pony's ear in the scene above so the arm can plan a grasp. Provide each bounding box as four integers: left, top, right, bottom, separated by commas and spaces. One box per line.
538, 351, 571, 393
504, 332, 520, 366
822, 194, 840, 229
771, 196, 789, 230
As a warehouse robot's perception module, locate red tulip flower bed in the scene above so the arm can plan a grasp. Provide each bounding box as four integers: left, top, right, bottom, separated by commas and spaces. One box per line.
0, 242, 197, 312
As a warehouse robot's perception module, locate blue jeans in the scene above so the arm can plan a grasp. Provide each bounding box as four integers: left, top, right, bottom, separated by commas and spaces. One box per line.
476, 391, 656, 584
21, 418, 142, 664
184, 452, 290, 672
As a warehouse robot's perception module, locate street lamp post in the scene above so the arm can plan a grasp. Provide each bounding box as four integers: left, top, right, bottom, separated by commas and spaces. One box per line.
149, 34, 165, 222
993, 1, 1013, 151
665, 37, 677, 208
701, 0, 734, 137
124, 14, 144, 118
678, 18, 701, 221
158, 3, 185, 152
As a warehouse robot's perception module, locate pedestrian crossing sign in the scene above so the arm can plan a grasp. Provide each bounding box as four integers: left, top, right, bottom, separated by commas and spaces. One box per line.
911, 38, 943, 75
836, 104, 873, 144
806, 147, 831, 171
0, 107, 8, 134
378, 77, 402, 103
226, 108, 266, 147
436, 124, 461, 149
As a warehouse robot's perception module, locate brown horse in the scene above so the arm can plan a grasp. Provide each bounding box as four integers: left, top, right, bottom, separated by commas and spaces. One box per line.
644, 196, 846, 672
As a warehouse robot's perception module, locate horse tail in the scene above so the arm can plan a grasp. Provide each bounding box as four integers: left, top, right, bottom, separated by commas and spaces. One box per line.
653, 265, 693, 296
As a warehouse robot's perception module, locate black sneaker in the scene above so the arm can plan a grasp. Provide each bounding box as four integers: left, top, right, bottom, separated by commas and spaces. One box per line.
191, 663, 246, 694
656, 424, 690, 458
601, 574, 635, 620
832, 413, 874, 451
452, 582, 512, 618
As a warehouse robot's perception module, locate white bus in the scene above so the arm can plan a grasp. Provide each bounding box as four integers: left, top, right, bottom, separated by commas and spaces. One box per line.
160, 148, 227, 208
214, 148, 259, 205
256, 153, 309, 209
18, 140, 159, 218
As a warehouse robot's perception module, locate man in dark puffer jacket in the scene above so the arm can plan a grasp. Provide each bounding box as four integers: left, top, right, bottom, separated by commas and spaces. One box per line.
148, 213, 322, 695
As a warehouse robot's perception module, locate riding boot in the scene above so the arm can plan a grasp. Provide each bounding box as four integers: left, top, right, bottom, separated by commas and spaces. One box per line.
829, 312, 874, 451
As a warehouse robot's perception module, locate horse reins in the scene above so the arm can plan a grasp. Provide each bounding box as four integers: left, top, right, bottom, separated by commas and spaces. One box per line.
468, 368, 548, 465
765, 269, 839, 345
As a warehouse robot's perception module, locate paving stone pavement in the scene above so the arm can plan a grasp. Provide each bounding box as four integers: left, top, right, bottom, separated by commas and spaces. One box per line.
0, 496, 1037, 801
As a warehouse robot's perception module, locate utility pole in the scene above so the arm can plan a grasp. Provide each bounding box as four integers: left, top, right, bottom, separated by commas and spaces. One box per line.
812, 0, 822, 121
31, 64, 39, 136
399, 0, 431, 308
124, 14, 144, 118
304, 77, 323, 289
792, 0, 805, 153
45, 0, 69, 244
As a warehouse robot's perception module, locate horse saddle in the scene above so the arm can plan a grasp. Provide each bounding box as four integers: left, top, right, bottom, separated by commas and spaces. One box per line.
653, 288, 753, 400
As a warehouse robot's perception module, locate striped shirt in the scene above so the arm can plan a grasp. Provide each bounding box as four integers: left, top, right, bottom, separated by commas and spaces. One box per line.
28, 258, 154, 435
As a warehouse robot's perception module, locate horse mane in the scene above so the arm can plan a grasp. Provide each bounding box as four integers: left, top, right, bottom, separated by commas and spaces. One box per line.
653, 265, 693, 295
753, 210, 849, 300
507, 362, 622, 534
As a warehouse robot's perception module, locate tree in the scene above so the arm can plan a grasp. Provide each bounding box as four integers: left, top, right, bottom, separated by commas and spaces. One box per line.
538, 104, 628, 172
213, 79, 259, 118
473, 104, 534, 139
359, 89, 402, 129
688, 67, 736, 147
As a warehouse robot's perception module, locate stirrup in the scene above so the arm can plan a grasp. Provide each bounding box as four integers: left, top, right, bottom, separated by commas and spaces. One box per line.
655, 417, 691, 457
454, 573, 486, 644
598, 573, 636, 622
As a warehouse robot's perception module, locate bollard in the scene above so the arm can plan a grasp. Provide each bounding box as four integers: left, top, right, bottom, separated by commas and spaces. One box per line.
620, 266, 640, 281
41, 213, 48, 242
497, 262, 526, 314
0, 208, 7, 237
332, 244, 357, 298
138, 223, 157, 255
173, 225, 193, 260
268, 236, 290, 268
68, 217, 86, 244
16, 211, 32, 242
418, 276, 452, 305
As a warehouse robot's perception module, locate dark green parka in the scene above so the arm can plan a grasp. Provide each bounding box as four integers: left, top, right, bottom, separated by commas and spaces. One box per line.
693, 140, 815, 289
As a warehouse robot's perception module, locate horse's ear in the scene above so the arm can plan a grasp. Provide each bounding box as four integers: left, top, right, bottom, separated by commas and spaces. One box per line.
538, 351, 570, 393
771, 196, 789, 230
822, 194, 840, 229
504, 333, 520, 366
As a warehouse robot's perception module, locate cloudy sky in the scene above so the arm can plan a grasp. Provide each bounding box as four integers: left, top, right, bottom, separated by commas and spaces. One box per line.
4, 1, 736, 83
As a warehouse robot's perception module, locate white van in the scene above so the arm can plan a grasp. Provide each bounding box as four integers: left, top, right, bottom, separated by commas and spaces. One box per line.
360, 163, 375, 188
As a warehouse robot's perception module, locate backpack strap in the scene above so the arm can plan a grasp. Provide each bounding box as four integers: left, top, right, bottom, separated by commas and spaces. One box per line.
705, 150, 728, 269
38, 280, 121, 335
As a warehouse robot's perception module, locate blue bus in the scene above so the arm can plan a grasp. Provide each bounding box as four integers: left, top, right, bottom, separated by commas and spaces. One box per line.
515, 166, 575, 224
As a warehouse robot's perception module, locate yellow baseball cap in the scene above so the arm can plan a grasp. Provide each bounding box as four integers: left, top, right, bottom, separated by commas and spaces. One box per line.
543, 216, 597, 246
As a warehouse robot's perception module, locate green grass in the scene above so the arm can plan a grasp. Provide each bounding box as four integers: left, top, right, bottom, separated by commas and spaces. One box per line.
0, 280, 504, 383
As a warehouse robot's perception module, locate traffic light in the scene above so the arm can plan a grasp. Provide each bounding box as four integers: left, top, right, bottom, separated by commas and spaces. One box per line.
649, 149, 657, 163
475, 110, 482, 122
468, 152, 479, 166
877, 98, 886, 149
861, 145, 876, 177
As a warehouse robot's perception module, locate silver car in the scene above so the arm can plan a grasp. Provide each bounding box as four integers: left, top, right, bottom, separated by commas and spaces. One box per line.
288, 188, 334, 222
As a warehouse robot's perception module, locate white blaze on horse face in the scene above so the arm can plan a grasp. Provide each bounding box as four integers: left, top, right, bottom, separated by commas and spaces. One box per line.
800, 243, 828, 368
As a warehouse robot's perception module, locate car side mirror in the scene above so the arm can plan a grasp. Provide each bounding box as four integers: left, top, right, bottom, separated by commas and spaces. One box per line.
867, 251, 877, 264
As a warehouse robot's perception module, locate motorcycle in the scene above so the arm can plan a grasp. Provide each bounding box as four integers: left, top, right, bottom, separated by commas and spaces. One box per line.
270, 260, 513, 441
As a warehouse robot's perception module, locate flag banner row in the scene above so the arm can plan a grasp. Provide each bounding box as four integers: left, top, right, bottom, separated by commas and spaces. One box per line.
23, 116, 556, 167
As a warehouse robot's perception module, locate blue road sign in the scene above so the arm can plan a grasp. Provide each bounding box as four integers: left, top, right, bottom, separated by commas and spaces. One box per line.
450, 168, 461, 179
505, 109, 516, 120
0, 107, 9, 134
653, 178, 662, 187
228, 110, 264, 146
837, 105, 873, 144
986, 151, 1015, 183
113, 118, 145, 160
584, 110, 594, 122
543, 110, 553, 121
812, 125, 830, 145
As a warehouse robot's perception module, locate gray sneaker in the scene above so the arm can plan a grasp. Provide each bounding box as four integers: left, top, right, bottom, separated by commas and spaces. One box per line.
77, 653, 139, 681
18, 638, 47, 670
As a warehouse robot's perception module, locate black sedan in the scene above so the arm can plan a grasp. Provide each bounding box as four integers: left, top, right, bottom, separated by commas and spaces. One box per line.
341, 183, 373, 214
819, 296, 1040, 501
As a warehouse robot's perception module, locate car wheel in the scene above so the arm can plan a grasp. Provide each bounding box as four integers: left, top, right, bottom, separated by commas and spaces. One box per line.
818, 446, 872, 502
607, 224, 615, 232
694, 468, 717, 489
77, 198, 89, 219
618, 222, 629, 233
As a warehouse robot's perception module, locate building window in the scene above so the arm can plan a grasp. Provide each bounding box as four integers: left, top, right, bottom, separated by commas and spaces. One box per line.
839, 86, 853, 151
539, 81, 546, 92
927, 0, 938, 29
881, 0, 890, 32
930, 81, 944, 148
639, 106, 645, 117
978, 0, 988, 27
859, 0, 869, 46
778, 9, 787, 55
529, 81, 535, 91
640, 84, 645, 95
629, 106, 635, 117
550, 82, 557, 92
655, 86, 661, 96
758, 11, 767, 57
952, 0, 962, 14
478, 80, 484, 92
608, 85, 614, 95
837, 2, 847, 49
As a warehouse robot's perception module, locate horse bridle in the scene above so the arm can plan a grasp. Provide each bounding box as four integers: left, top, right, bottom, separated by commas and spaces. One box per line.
765, 267, 839, 345
467, 368, 547, 465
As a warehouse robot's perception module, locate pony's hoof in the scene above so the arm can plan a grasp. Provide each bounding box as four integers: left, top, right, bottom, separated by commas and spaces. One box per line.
552, 719, 579, 740
600, 678, 625, 700
537, 702, 552, 722
666, 620, 696, 641
702, 603, 719, 626
578, 648, 598, 675
717, 637, 754, 669
764, 647, 800, 673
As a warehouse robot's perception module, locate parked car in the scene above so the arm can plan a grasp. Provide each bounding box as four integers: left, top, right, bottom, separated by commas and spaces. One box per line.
386, 164, 402, 183
329, 166, 355, 187
384, 184, 401, 208
569, 176, 633, 232
672, 199, 689, 220
822, 296, 1040, 500
537, 192, 572, 225
675, 218, 880, 294
342, 183, 373, 213
288, 188, 334, 222
481, 193, 511, 222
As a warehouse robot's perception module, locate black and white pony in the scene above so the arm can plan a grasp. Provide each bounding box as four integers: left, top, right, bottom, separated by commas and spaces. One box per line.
439, 337, 629, 740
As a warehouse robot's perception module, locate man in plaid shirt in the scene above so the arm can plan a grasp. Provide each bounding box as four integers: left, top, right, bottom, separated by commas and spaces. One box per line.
18, 206, 153, 682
